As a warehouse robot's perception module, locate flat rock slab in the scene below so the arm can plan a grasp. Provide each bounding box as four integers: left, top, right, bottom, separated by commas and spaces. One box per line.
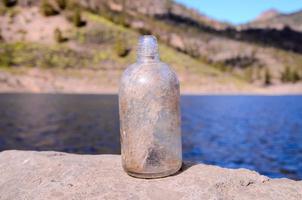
0, 151, 301, 200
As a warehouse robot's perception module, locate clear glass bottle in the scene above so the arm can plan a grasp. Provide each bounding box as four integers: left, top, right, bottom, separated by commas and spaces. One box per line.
119, 35, 182, 178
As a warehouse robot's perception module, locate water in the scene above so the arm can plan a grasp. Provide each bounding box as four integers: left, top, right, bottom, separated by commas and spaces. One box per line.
0, 94, 301, 180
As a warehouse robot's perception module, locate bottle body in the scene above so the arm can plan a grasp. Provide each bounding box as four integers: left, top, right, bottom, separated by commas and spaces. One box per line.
119, 36, 182, 178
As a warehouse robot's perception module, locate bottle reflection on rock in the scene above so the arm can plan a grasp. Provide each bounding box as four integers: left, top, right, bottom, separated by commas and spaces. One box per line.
119, 35, 182, 178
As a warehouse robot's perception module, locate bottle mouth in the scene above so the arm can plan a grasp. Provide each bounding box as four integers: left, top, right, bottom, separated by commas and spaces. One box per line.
137, 35, 159, 60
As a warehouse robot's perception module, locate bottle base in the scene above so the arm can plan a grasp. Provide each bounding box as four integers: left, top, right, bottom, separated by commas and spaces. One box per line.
124, 165, 182, 179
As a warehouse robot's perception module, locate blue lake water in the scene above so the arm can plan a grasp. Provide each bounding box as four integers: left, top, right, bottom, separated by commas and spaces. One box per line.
0, 94, 301, 180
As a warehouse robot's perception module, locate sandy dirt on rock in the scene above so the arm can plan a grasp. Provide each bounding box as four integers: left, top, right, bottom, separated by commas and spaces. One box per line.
0, 150, 301, 200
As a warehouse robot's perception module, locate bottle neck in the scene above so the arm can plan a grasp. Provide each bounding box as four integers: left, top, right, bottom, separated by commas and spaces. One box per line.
137, 54, 159, 63
137, 35, 160, 63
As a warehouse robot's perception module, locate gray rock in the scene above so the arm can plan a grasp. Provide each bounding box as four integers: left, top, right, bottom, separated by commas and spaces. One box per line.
0, 150, 301, 200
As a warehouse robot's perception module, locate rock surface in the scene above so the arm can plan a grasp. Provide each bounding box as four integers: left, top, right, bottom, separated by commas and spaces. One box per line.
0, 150, 301, 200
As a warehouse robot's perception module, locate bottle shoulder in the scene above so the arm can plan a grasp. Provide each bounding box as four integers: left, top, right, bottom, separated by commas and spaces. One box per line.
121, 62, 178, 83
120, 61, 179, 92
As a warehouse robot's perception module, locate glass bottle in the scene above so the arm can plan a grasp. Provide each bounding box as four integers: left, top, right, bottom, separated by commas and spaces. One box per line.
119, 35, 182, 178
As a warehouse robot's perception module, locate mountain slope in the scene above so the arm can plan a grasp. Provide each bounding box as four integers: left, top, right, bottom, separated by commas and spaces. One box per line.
0, 5, 249, 93
0, 0, 301, 91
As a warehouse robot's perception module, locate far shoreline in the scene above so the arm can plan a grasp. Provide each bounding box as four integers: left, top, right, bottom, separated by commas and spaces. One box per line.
1, 68, 301, 96
0, 68, 301, 95
0, 87, 301, 96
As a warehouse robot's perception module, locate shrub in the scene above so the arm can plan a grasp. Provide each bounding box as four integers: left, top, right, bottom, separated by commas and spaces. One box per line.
56, 0, 67, 10
73, 8, 86, 27
264, 68, 272, 85
54, 28, 65, 43
66, 0, 79, 10
40, 0, 58, 16
292, 70, 301, 83
0, 30, 3, 41
112, 13, 129, 27
281, 66, 291, 82
99, 8, 130, 28
114, 37, 129, 57
281, 66, 301, 83
73, 8, 81, 26
2, 0, 17, 7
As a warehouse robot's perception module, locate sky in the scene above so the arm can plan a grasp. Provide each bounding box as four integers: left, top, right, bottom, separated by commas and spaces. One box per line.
174, 0, 302, 24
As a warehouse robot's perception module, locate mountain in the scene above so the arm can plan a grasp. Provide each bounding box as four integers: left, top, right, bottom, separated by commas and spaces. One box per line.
243, 9, 302, 32
0, 0, 301, 93
254, 9, 280, 22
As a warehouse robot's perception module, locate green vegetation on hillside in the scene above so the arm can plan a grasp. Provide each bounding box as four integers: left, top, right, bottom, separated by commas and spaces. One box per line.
0, 11, 234, 83
0, 42, 90, 68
